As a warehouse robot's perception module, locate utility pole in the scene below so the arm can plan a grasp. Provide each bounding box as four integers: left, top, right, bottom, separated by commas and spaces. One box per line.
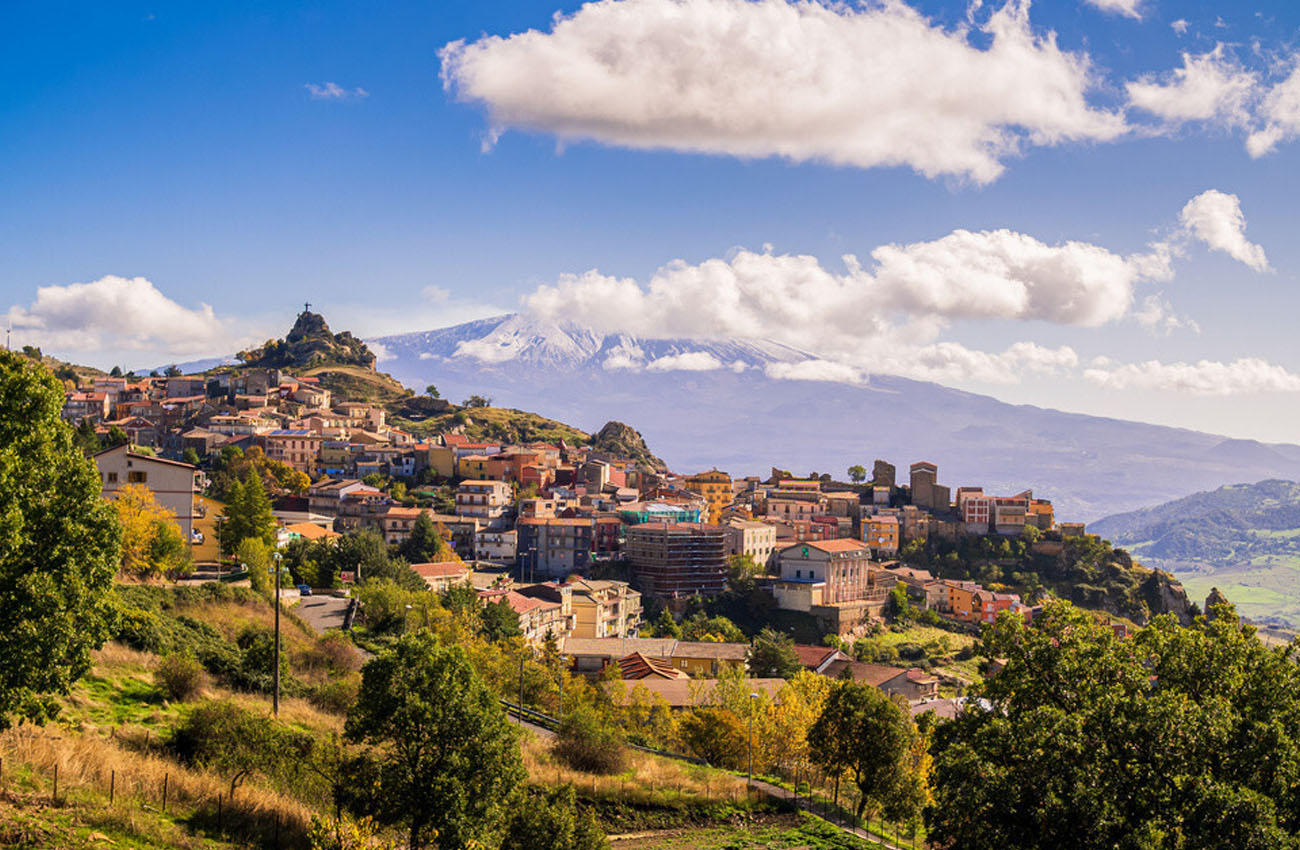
748, 691, 758, 786
517, 651, 525, 726
273, 552, 283, 716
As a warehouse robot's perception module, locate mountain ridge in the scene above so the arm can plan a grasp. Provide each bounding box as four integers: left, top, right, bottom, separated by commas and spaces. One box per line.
371, 313, 1300, 522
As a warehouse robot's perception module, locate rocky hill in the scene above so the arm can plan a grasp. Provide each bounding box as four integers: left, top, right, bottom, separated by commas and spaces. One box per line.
238, 310, 376, 371
1092, 480, 1300, 626
590, 421, 668, 472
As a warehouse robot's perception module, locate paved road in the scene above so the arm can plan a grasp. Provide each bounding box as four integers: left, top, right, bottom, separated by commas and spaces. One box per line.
294, 595, 351, 633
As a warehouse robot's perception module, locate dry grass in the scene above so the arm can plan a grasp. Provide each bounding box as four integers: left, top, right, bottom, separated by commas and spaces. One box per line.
0, 722, 314, 841
519, 732, 756, 807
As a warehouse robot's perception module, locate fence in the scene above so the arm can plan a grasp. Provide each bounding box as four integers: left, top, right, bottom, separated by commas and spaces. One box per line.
0, 726, 312, 850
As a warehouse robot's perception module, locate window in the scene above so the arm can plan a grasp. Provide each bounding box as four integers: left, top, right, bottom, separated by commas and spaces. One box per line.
106, 472, 119, 484
128, 471, 147, 484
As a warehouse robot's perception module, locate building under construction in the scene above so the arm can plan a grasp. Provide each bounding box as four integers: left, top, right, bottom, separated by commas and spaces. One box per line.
624, 521, 728, 599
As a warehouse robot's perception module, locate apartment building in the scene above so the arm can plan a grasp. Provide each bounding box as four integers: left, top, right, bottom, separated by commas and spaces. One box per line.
726, 519, 778, 568
95, 445, 201, 543
455, 480, 512, 522
683, 469, 732, 524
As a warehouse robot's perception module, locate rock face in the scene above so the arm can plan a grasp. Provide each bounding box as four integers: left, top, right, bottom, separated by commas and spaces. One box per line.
1140, 571, 1194, 626
239, 311, 376, 370
589, 421, 667, 472
1205, 587, 1233, 621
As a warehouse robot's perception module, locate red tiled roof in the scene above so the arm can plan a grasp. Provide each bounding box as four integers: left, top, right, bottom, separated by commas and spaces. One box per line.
411, 561, 468, 579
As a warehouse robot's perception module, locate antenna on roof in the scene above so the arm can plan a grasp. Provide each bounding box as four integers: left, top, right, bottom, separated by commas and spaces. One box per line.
303, 302, 312, 313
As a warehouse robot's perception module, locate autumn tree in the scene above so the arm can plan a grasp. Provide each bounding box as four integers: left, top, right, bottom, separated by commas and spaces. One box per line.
679, 706, 749, 769
114, 483, 191, 579
0, 351, 120, 727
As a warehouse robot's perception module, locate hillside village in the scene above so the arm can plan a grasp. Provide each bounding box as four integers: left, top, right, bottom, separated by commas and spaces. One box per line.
52, 312, 1201, 706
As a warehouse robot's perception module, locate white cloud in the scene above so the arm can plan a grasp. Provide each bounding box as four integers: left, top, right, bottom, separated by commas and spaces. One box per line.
1126, 46, 1256, 126
893, 340, 1078, 384
1132, 295, 1200, 335
440, 0, 1125, 183
1246, 60, 1300, 157
765, 360, 865, 384
645, 351, 725, 372
368, 341, 394, 363
1083, 0, 1144, 20
1170, 18, 1189, 35
1179, 189, 1270, 271
422, 285, 452, 302
305, 82, 369, 101
6, 275, 237, 357
525, 226, 1165, 362
1084, 358, 1300, 395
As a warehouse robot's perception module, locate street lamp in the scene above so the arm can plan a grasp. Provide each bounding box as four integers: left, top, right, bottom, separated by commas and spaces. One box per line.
404, 604, 414, 633
748, 691, 759, 786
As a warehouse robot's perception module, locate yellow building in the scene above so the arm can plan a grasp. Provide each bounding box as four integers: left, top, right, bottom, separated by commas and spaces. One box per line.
427, 445, 455, 479
684, 469, 732, 524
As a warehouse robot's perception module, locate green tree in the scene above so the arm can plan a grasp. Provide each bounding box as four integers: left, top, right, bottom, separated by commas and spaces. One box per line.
0, 351, 121, 728
237, 537, 274, 594
171, 700, 313, 801
182, 447, 202, 467
399, 512, 446, 563
847, 464, 868, 484
727, 553, 764, 591
481, 598, 523, 643
218, 471, 277, 554
930, 600, 1300, 850
164, 364, 183, 377
424, 384, 440, 399
649, 608, 681, 639
104, 425, 130, 448
501, 786, 608, 850
462, 395, 491, 409
681, 613, 745, 643
747, 627, 800, 678
344, 633, 525, 850
809, 680, 921, 823
73, 417, 101, 454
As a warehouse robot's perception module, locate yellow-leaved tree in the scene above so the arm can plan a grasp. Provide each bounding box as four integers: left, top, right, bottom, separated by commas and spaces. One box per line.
114, 483, 191, 579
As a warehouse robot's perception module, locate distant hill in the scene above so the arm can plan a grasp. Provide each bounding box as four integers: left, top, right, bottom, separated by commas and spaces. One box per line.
1092, 480, 1300, 626
370, 313, 1300, 521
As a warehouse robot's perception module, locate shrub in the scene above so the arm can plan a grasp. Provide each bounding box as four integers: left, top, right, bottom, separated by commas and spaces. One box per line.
155, 652, 204, 701
553, 703, 628, 775
297, 631, 363, 676
310, 674, 361, 715
171, 700, 316, 800
501, 786, 608, 850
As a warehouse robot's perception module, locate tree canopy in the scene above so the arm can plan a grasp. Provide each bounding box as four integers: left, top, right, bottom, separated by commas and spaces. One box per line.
929, 600, 1300, 849
747, 627, 801, 678
218, 471, 278, 555
344, 633, 524, 850
114, 483, 191, 579
0, 351, 121, 728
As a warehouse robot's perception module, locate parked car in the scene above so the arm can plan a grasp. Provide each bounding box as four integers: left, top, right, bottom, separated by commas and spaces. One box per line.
297, 584, 312, 596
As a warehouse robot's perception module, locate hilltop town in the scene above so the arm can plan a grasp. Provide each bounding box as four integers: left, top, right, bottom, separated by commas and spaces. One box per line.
59, 312, 1193, 673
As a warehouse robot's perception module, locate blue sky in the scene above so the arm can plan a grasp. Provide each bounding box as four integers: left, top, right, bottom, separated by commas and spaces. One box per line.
3, 0, 1299, 442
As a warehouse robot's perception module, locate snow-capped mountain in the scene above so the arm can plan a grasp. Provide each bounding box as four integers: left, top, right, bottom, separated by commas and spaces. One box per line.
372, 314, 1300, 523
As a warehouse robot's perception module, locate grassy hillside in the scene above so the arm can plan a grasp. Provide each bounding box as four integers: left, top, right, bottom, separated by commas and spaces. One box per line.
299, 363, 411, 405
389, 405, 590, 446
2, 583, 827, 849
1092, 480, 1300, 625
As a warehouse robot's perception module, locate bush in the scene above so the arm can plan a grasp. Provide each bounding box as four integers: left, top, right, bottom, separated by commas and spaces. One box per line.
310, 674, 361, 714
501, 786, 608, 850
297, 631, 363, 676
155, 653, 204, 701
553, 703, 628, 775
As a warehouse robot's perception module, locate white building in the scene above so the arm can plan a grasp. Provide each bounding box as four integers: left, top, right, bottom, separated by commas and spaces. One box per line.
95, 445, 201, 543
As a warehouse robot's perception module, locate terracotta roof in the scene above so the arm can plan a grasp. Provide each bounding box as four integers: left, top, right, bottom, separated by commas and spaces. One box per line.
283, 522, 340, 541
411, 561, 469, 579
831, 662, 911, 688
604, 678, 786, 708
617, 652, 688, 680
793, 645, 843, 670
782, 538, 868, 554
560, 637, 678, 658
